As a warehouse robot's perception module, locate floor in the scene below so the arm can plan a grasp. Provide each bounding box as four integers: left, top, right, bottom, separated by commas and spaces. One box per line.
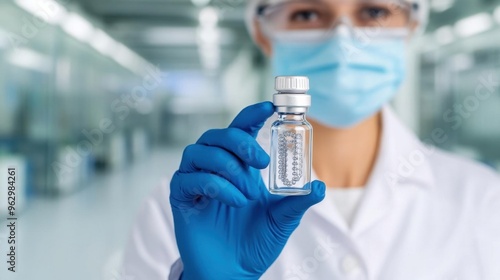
0, 147, 183, 280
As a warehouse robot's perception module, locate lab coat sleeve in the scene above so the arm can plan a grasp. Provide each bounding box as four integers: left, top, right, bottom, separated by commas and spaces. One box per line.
121, 178, 182, 280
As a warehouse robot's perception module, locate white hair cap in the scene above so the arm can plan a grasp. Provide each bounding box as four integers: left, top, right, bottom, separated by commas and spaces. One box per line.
245, 0, 429, 39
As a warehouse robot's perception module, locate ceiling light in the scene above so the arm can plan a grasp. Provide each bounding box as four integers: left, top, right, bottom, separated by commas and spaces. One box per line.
434, 25, 455, 45
430, 0, 454, 13
90, 29, 117, 56
454, 13, 493, 38
111, 43, 152, 76
15, 0, 68, 25
191, 0, 211, 7
144, 27, 198, 45
494, 6, 500, 24
6, 48, 51, 73
144, 26, 235, 46
198, 27, 220, 45
111, 44, 139, 69
199, 7, 218, 28
16, 0, 154, 76
61, 12, 95, 42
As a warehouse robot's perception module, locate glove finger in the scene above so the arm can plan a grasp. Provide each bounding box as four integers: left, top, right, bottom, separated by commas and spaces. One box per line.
179, 144, 263, 200
170, 171, 248, 208
196, 128, 269, 169
268, 181, 326, 232
229, 101, 275, 138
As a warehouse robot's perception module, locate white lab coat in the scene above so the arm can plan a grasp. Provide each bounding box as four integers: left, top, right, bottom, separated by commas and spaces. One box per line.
122, 106, 500, 280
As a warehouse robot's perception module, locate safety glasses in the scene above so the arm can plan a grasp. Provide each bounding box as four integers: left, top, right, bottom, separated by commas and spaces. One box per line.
257, 0, 418, 40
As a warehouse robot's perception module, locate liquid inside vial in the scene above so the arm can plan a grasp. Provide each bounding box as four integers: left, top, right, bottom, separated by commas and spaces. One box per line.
269, 114, 312, 196
278, 131, 303, 187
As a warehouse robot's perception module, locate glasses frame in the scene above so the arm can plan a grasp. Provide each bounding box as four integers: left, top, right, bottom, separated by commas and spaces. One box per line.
256, 0, 419, 37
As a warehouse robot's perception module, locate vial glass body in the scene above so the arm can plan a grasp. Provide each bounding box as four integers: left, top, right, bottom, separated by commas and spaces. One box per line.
269, 113, 312, 195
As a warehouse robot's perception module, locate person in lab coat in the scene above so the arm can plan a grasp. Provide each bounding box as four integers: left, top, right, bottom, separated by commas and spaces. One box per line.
122, 0, 500, 279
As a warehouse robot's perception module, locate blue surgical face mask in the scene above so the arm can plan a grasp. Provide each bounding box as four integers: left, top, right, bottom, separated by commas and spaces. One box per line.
272, 28, 407, 128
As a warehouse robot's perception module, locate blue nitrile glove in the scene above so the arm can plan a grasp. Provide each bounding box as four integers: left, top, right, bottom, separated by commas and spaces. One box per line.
170, 102, 326, 280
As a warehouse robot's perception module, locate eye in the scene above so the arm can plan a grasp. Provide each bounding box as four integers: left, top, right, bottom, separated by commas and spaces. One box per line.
290, 9, 321, 22
359, 6, 391, 21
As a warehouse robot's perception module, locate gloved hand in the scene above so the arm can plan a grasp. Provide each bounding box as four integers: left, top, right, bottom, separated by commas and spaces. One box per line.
170, 102, 326, 280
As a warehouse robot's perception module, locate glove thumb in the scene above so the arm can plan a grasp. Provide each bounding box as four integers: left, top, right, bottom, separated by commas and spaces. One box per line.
269, 181, 326, 232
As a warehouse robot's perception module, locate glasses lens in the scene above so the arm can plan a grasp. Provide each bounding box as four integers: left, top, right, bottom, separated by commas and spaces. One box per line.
261, 1, 332, 31
352, 0, 411, 28
259, 0, 412, 32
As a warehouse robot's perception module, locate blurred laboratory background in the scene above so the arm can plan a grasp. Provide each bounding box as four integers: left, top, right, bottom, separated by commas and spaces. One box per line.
0, 0, 499, 279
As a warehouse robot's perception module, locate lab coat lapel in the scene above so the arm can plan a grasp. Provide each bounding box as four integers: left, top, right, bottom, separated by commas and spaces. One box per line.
350, 106, 434, 237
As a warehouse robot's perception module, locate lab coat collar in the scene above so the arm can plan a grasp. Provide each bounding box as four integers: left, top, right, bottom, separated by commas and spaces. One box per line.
309, 106, 435, 237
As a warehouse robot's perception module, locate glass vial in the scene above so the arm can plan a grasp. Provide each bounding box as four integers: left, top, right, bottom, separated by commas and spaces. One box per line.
269, 76, 312, 196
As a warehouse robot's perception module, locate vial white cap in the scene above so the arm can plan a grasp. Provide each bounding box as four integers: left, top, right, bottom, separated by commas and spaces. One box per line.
275, 76, 309, 93
273, 76, 311, 113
